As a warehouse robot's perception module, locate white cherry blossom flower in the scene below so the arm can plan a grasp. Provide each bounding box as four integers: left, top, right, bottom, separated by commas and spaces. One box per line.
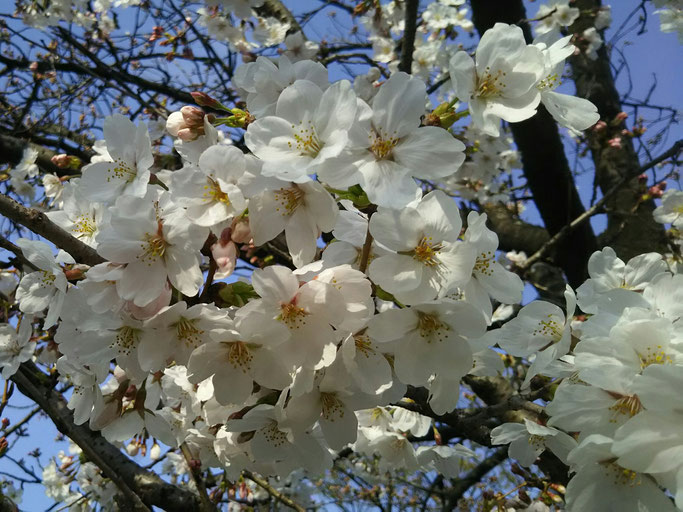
565, 434, 677, 512
248, 179, 338, 267
491, 418, 576, 467
235, 266, 346, 370
15, 239, 74, 329
653, 188, 683, 229
138, 302, 230, 371
170, 145, 248, 229
233, 55, 328, 119
533, 35, 600, 131
368, 190, 476, 304
0, 318, 34, 378
187, 323, 292, 406
449, 23, 545, 136
80, 114, 154, 204
97, 192, 207, 306
317, 72, 467, 208
367, 300, 486, 386
46, 180, 107, 248
245, 79, 357, 182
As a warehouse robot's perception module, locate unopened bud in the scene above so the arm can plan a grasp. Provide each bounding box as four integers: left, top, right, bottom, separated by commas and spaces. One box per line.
180, 106, 205, 126
191, 91, 226, 111
1, 418, 9, 429
230, 216, 252, 244
150, 442, 161, 460
592, 120, 607, 132
0, 437, 9, 456
125, 441, 139, 456
211, 238, 238, 279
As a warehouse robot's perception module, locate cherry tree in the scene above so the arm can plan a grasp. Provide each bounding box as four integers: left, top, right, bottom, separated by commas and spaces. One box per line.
0, 0, 681, 510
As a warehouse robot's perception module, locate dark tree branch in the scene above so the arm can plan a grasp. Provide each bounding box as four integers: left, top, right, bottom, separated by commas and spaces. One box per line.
442, 447, 508, 510
568, 0, 669, 260
398, 0, 420, 74
11, 362, 201, 512
0, 194, 104, 266
522, 140, 682, 271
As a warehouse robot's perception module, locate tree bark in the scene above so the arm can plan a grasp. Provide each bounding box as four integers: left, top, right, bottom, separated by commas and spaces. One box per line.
568, 0, 668, 260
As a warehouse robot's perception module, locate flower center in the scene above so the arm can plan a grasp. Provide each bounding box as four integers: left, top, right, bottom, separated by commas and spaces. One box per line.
279, 302, 307, 329
476, 67, 506, 98
608, 394, 643, 422
139, 222, 169, 264
417, 312, 450, 343
109, 158, 137, 183
354, 335, 374, 358
173, 317, 204, 348
289, 120, 323, 158
369, 129, 399, 160
532, 314, 563, 342
73, 214, 97, 239
320, 392, 345, 421
227, 341, 253, 373
537, 73, 561, 92
601, 462, 641, 488
413, 236, 442, 266
473, 250, 495, 276
112, 326, 141, 356
527, 434, 545, 450
40, 270, 56, 287
274, 186, 305, 217
262, 421, 288, 448
638, 344, 673, 369
204, 176, 230, 204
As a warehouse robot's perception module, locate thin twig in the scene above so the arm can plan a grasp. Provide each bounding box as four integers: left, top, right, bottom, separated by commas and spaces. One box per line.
521, 139, 682, 271
180, 443, 216, 512
242, 470, 306, 512
358, 225, 373, 274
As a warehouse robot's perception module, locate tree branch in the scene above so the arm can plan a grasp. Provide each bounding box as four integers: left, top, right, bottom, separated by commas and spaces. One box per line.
0, 194, 104, 266
11, 361, 201, 511
242, 470, 306, 512
521, 139, 682, 271
398, 0, 419, 74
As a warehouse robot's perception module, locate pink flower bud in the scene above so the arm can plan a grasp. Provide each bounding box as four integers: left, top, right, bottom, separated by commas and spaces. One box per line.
180, 105, 205, 126
230, 217, 252, 244
51, 154, 71, 168
191, 91, 220, 109
176, 127, 199, 141
593, 120, 607, 132
212, 239, 238, 279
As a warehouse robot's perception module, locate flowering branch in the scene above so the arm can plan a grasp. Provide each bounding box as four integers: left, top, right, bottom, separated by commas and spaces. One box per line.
0, 194, 104, 266
242, 470, 306, 512
10, 362, 202, 512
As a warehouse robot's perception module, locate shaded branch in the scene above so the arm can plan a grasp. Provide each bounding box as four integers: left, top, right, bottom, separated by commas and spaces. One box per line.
398, 0, 419, 74
242, 470, 306, 512
522, 139, 682, 271
0, 194, 104, 266
11, 361, 201, 511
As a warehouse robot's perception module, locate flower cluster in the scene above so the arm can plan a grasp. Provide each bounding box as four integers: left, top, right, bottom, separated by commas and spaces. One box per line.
491, 248, 683, 510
